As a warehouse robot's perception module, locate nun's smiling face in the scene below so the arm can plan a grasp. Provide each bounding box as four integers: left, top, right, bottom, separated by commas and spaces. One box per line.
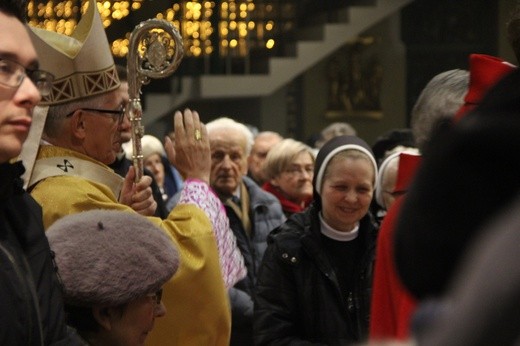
320, 153, 374, 232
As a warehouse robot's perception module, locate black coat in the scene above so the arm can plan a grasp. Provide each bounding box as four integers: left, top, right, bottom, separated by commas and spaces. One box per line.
254, 203, 378, 346
394, 68, 520, 300
227, 176, 286, 346
0, 162, 78, 345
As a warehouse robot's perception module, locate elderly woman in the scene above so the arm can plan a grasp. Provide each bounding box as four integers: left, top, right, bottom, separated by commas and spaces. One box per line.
142, 135, 182, 205
375, 148, 420, 212
254, 135, 379, 345
262, 139, 315, 216
47, 210, 180, 346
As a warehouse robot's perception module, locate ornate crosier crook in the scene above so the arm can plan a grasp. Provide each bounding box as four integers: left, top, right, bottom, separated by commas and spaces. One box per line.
127, 19, 183, 182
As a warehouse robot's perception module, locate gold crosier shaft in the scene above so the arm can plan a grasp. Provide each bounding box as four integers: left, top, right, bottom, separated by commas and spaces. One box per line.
126, 19, 183, 182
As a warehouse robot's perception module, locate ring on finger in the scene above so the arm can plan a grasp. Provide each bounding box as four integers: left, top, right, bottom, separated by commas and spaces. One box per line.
194, 129, 202, 141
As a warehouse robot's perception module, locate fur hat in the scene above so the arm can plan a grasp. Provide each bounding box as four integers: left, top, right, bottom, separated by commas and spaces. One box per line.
47, 210, 180, 307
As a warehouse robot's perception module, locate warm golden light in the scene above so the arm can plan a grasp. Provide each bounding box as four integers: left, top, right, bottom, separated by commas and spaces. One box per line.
27, 0, 292, 60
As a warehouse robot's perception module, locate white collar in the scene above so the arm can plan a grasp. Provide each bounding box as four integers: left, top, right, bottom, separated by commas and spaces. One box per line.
319, 213, 359, 242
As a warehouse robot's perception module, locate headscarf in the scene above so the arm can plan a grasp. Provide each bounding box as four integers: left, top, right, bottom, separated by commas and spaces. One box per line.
312, 135, 377, 209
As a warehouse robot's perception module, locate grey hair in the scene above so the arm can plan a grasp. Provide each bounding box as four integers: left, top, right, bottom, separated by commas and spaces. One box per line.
315, 122, 357, 149
507, 2, 520, 64
263, 138, 315, 180
411, 69, 469, 151
255, 131, 283, 141
44, 92, 114, 139
206, 117, 254, 155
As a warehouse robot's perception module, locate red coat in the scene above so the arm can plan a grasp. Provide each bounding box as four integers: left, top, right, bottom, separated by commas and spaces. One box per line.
369, 197, 417, 340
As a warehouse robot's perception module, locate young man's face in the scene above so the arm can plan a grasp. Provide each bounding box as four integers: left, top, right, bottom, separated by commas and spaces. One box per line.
0, 12, 41, 163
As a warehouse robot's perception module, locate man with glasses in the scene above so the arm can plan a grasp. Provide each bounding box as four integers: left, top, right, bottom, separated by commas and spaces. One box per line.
64, 106, 125, 123
109, 65, 173, 219
20, 0, 234, 345
0, 1, 78, 344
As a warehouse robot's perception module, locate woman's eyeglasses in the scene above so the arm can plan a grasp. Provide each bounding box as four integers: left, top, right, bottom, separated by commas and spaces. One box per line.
147, 288, 163, 305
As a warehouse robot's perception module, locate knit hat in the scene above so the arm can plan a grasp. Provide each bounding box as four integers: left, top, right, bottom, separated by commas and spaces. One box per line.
47, 210, 180, 307
454, 54, 516, 121
313, 135, 377, 205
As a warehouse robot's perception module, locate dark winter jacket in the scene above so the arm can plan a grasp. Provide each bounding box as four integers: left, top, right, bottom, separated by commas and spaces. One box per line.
0, 161, 78, 345
227, 176, 286, 346
254, 203, 378, 346
394, 68, 520, 300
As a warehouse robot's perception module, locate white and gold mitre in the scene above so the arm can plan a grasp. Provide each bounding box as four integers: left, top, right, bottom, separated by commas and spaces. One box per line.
28, 0, 120, 105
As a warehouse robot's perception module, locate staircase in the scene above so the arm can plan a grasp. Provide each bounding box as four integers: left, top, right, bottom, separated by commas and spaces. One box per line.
143, 0, 414, 126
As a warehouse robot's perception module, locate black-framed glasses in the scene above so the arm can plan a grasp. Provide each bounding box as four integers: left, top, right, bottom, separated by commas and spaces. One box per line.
147, 288, 163, 305
0, 58, 55, 96
65, 106, 126, 124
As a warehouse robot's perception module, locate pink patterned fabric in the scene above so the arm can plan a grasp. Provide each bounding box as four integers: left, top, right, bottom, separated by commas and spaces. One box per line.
179, 179, 247, 288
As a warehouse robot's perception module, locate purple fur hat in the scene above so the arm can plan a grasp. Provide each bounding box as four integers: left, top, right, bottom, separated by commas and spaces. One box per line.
47, 210, 180, 307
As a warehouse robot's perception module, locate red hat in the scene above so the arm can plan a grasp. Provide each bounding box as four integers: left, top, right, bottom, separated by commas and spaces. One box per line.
455, 54, 516, 121
393, 152, 422, 194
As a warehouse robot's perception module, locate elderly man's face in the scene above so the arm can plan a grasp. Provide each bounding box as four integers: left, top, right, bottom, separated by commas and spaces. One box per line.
112, 81, 131, 155
80, 89, 124, 165
0, 12, 42, 163
248, 133, 282, 184
209, 128, 248, 198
